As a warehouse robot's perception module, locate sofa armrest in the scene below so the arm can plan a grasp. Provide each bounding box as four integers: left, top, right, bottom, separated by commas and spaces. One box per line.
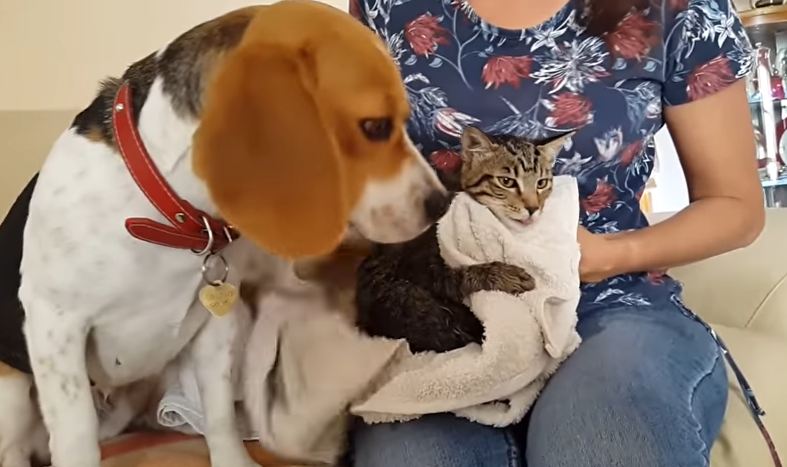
650, 209, 787, 338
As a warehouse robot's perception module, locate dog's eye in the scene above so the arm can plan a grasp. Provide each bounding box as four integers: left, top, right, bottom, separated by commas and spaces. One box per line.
536, 178, 550, 190
497, 176, 516, 189
360, 118, 393, 141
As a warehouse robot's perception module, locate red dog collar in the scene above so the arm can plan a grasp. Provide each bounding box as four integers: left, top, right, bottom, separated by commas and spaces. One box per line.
112, 82, 237, 254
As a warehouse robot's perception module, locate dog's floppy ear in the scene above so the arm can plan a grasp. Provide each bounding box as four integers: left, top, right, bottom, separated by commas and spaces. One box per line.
194, 44, 348, 258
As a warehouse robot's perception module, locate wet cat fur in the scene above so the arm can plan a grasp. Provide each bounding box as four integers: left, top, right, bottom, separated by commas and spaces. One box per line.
355, 128, 572, 353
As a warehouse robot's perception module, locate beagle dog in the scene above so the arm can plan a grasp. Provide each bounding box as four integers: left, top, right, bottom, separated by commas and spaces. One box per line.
1, 1, 446, 466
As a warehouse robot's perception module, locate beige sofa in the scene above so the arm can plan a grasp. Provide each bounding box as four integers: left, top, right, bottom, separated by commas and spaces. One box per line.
1, 111, 785, 466
667, 209, 787, 466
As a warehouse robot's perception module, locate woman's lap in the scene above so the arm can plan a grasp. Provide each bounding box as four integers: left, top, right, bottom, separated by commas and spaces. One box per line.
350, 304, 728, 467
352, 413, 520, 467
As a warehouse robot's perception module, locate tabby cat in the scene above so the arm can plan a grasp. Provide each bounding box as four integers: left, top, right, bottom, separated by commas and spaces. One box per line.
355, 127, 573, 353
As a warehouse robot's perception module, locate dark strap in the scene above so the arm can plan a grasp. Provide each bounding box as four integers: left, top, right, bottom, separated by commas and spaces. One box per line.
719, 335, 782, 467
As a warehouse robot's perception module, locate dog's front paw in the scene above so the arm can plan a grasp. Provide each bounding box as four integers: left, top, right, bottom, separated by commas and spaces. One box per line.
469, 262, 536, 295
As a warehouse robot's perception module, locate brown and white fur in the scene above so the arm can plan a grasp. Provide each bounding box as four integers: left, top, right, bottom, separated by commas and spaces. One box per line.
240, 230, 373, 465
4, 2, 445, 467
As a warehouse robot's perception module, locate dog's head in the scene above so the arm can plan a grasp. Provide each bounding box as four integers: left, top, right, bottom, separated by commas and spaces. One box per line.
193, 0, 447, 259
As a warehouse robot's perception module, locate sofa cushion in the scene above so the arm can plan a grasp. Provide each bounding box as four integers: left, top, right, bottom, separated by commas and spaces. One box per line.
664, 209, 787, 339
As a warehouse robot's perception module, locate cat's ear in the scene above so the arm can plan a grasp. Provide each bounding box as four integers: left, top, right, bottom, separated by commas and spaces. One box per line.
461, 126, 495, 161
537, 131, 576, 166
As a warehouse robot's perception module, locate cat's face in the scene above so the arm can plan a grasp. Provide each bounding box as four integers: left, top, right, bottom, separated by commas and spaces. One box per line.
459, 128, 573, 228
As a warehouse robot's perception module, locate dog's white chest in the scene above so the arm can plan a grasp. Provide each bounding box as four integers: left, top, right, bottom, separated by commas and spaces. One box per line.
19, 127, 226, 386
86, 299, 210, 387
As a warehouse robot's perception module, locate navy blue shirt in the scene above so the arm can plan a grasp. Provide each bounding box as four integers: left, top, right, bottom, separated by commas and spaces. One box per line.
352, 0, 753, 312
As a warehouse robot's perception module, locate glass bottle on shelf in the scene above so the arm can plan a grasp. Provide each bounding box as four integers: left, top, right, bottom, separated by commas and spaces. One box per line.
753, 45, 783, 181
742, 5, 787, 207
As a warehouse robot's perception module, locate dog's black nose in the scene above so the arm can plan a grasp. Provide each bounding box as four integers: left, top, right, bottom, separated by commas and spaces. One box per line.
424, 191, 451, 221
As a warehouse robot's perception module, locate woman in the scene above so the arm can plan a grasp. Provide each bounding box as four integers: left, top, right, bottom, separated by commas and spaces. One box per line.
350, 0, 765, 465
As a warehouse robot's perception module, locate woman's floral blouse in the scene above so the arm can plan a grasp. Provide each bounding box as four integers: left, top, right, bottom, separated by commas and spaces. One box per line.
352, 0, 753, 311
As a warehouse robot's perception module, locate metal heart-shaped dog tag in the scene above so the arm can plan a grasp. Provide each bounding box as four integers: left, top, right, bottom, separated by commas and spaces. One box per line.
198, 282, 238, 317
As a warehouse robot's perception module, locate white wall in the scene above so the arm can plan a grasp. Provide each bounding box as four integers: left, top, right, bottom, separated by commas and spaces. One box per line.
0, 0, 348, 111
651, 128, 690, 213
733, 0, 751, 11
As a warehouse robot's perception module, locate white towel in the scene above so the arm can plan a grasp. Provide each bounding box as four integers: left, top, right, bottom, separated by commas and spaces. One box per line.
156, 378, 257, 442
350, 175, 582, 427
155, 361, 203, 436
242, 269, 407, 464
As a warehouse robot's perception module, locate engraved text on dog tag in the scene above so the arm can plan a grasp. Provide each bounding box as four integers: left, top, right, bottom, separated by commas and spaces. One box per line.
199, 282, 238, 317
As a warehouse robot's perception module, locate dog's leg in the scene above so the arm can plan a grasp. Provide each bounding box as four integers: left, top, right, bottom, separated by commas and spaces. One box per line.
0, 366, 42, 467
24, 309, 100, 467
190, 304, 258, 467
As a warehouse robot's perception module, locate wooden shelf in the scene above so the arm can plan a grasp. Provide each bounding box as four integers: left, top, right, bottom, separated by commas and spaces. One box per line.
742, 5, 787, 32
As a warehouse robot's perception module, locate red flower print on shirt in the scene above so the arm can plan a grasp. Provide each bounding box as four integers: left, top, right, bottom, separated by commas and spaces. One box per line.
582, 180, 617, 213
429, 149, 462, 173
481, 56, 534, 89
606, 12, 659, 61
687, 56, 736, 101
405, 14, 450, 57
546, 92, 593, 127
619, 140, 644, 166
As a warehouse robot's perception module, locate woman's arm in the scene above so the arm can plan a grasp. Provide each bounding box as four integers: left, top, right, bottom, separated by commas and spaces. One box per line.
580, 80, 765, 283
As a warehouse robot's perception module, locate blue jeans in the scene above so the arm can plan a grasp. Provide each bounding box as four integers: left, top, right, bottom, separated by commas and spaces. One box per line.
350, 304, 729, 467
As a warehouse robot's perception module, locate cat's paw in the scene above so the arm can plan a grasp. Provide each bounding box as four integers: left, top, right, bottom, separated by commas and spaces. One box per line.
466, 262, 535, 295
489, 263, 536, 294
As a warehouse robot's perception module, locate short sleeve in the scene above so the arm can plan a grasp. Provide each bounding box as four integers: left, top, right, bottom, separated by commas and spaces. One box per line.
663, 0, 754, 106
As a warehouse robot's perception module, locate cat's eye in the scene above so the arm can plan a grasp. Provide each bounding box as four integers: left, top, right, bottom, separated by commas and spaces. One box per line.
536, 178, 550, 190
360, 118, 393, 141
497, 176, 516, 189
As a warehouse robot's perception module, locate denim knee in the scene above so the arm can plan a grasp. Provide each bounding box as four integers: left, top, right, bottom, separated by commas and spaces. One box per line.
351, 414, 519, 467
524, 305, 728, 467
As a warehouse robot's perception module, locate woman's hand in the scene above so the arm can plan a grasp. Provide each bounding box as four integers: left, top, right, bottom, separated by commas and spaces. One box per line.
577, 226, 628, 283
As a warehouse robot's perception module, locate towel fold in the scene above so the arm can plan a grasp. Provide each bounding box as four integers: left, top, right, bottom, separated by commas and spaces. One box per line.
350, 175, 582, 427
242, 272, 407, 464
156, 385, 202, 436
